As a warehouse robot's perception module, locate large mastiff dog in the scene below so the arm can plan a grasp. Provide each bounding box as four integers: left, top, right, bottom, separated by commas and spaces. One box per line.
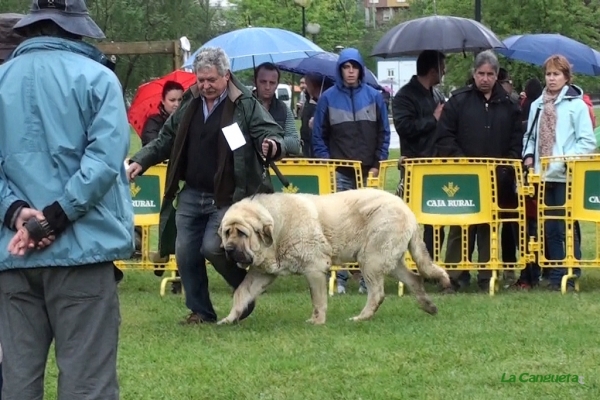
218, 188, 451, 325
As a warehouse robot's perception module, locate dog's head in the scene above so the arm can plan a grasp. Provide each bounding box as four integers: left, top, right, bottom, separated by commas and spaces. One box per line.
219, 201, 274, 266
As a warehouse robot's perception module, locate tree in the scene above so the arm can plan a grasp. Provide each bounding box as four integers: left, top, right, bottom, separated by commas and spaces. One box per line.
404, 0, 600, 92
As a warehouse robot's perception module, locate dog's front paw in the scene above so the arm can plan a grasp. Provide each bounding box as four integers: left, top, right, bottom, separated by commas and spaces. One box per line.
217, 317, 234, 325
305, 317, 326, 325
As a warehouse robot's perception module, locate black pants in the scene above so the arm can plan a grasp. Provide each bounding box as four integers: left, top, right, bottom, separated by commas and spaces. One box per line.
397, 166, 446, 259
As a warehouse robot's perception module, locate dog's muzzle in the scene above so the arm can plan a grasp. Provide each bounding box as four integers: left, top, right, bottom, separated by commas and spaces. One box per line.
225, 246, 253, 264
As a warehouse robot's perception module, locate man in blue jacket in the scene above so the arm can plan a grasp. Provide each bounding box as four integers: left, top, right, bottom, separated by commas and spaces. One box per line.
312, 48, 391, 294
0, 1, 133, 399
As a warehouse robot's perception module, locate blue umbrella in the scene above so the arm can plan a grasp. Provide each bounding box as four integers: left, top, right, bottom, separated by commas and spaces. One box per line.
182, 27, 324, 71
275, 52, 382, 90
496, 34, 600, 76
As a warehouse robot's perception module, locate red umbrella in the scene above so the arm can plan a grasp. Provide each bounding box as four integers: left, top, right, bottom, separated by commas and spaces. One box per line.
128, 70, 197, 137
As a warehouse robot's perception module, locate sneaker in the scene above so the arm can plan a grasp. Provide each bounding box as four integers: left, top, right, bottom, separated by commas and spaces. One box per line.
337, 285, 346, 294
358, 285, 368, 294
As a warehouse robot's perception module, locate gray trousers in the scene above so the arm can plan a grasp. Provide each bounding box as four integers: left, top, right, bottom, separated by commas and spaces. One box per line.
0, 262, 120, 400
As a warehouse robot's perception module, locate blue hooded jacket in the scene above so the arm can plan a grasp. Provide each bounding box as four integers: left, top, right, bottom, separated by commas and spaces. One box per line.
312, 48, 390, 168
0, 37, 134, 270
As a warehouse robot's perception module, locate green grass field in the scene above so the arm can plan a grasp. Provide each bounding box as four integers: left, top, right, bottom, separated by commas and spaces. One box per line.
39, 123, 600, 399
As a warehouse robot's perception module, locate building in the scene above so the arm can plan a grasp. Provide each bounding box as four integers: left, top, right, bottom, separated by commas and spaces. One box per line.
376, 57, 416, 94
363, 0, 410, 26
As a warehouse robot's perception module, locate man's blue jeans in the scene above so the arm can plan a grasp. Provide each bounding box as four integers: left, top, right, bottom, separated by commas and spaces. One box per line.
335, 171, 367, 291
175, 187, 248, 321
544, 182, 582, 286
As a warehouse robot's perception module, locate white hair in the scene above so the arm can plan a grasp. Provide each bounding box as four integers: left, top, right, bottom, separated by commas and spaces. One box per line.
193, 47, 230, 76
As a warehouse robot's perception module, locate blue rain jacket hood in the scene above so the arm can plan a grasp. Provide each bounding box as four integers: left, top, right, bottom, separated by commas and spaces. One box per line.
312, 48, 391, 167
0, 37, 134, 270
335, 48, 365, 90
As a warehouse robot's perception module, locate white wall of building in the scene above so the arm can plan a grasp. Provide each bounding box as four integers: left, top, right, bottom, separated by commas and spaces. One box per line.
376, 58, 417, 94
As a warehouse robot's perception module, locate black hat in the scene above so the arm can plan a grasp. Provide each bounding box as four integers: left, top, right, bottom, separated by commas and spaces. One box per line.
14, 0, 105, 40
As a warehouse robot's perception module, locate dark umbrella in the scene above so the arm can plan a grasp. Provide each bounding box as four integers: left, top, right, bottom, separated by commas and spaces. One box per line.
0, 13, 25, 62
371, 15, 506, 58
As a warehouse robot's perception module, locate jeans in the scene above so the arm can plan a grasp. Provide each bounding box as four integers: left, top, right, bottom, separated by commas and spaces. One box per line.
175, 187, 248, 321
335, 171, 367, 290
543, 182, 582, 286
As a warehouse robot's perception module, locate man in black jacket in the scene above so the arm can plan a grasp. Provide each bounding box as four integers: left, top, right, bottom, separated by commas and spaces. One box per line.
393, 50, 446, 259
436, 50, 522, 292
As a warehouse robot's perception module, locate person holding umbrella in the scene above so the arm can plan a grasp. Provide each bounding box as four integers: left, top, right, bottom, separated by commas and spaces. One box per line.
392, 50, 447, 260
522, 54, 597, 291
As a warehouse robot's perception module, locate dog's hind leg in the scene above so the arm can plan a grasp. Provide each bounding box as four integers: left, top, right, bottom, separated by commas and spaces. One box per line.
408, 230, 451, 290
389, 258, 438, 315
304, 269, 329, 325
350, 256, 387, 322
217, 269, 276, 325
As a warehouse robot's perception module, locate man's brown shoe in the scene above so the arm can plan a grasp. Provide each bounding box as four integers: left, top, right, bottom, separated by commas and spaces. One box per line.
179, 312, 215, 325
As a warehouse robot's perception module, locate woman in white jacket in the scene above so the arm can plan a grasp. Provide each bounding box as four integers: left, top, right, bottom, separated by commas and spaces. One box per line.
522, 55, 597, 290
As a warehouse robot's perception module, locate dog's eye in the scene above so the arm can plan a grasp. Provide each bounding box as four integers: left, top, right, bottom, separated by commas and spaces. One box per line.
224, 229, 230, 237
237, 230, 247, 237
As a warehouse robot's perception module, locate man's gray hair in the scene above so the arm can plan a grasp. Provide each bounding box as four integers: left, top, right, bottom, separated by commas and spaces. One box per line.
192, 47, 231, 76
473, 50, 499, 74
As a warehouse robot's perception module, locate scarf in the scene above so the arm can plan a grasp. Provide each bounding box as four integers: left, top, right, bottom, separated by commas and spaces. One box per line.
538, 90, 560, 158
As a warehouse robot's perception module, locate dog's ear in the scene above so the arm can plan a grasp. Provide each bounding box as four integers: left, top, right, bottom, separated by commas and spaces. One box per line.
259, 223, 273, 247
254, 206, 274, 246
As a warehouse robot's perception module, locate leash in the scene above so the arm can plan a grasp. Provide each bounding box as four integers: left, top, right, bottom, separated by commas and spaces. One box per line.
251, 140, 290, 199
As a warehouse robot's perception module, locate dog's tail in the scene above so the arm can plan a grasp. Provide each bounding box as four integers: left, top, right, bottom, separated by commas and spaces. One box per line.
408, 229, 451, 289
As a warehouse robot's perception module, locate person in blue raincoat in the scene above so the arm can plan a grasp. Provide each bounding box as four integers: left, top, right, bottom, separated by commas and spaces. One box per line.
0, 1, 133, 399
0, 13, 25, 400
312, 47, 391, 294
